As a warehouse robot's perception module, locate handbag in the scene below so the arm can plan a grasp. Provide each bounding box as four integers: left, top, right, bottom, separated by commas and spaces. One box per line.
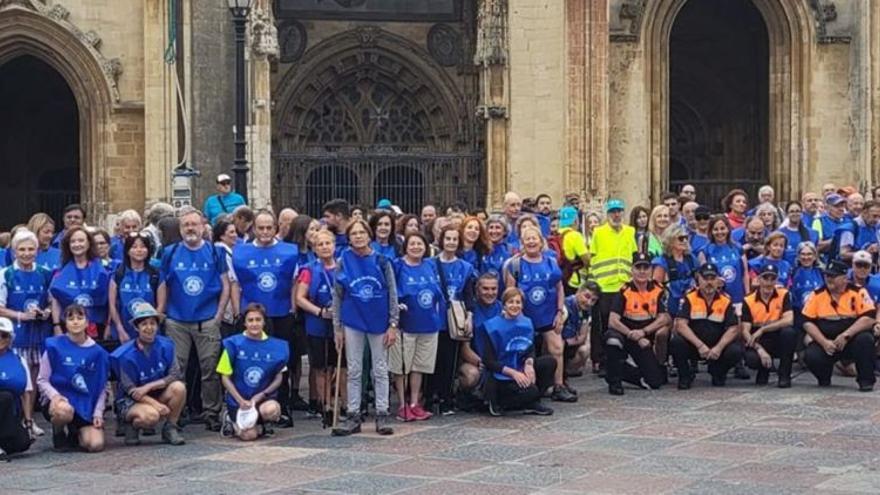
435, 259, 473, 341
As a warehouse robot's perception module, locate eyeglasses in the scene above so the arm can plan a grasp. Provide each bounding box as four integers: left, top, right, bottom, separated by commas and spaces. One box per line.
855, 262, 872, 268
695, 214, 710, 221
128, 230, 152, 239
218, 180, 232, 186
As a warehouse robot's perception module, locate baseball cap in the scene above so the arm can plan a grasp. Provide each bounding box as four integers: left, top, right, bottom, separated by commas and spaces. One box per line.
605, 199, 625, 212
377, 198, 392, 209
559, 206, 578, 228
837, 186, 857, 197
694, 205, 711, 219
0, 317, 13, 335
759, 262, 779, 278
823, 259, 849, 277
825, 193, 846, 206
632, 252, 652, 267
216, 173, 232, 183
697, 263, 719, 277
236, 406, 259, 430
853, 250, 872, 265
129, 302, 163, 327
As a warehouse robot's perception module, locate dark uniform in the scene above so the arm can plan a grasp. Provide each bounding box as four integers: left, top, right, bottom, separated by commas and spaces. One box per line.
671, 284, 743, 386
605, 280, 667, 391
741, 286, 796, 385
802, 281, 876, 389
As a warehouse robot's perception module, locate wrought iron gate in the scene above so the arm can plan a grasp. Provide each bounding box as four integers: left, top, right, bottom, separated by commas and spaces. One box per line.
273, 151, 485, 217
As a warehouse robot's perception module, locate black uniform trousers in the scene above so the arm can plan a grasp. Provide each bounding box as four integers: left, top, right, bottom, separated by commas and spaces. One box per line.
604, 330, 664, 389
804, 330, 876, 387
268, 314, 300, 413
0, 391, 31, 455
590, 293, 615, 367
743, 326, 797, 379
484, 355, 556, 410
670, 326, 744, 380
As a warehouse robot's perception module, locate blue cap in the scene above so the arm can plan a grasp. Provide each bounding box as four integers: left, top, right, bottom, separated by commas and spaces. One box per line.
825, 193, 845, 206
759, 262, 779, 278
559, 206, 578, 228
605, 199, 625, 212
377, 198, 392, 209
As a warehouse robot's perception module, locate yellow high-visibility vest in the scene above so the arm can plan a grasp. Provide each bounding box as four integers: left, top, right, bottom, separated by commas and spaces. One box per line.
589, 222, 638, 293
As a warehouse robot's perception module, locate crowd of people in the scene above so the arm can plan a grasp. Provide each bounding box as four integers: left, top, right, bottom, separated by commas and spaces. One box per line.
1, 172, 880, 460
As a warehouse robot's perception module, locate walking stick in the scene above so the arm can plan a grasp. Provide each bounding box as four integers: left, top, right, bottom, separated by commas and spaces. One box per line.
331, 335, 343, 429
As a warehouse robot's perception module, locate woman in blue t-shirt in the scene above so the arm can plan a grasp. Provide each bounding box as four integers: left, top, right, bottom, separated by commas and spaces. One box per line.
369, 210, 399, 260
331, 219, 399, 437
295, 230, 346, 423
778, 201, 819, 266
698, 216, 748, 308
38, 304, 109, 453
503, 225, 575, 403
392, 233, 443, 421
460, 216, 491, 271
747, 232, 793, 289
108, 232, 157, 344
652, 224, 698, 318
0, 317, 34, 460
49, 227, 111, 340
217, 303, 288, 441
790, 241, 824, 344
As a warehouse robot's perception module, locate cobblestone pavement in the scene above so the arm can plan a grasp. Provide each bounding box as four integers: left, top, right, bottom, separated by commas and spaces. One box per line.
5, 369, 880, 494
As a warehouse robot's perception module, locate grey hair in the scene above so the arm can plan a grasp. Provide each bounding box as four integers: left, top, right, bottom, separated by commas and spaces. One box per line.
661, 223, 690, 255
176, 205, 203, 219
10, 229, 38, 251
486, 214, 510, 235
146, 202, 174, 225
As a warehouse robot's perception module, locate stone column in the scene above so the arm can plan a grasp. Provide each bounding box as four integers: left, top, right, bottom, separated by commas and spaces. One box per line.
475, 0, 509, 210
565, 0, 609, 206
871, 0, 880, 189
248, 0, 276, 210
143, 0, 177, 205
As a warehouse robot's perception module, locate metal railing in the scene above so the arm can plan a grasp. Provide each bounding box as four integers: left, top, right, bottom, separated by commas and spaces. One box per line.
272, 151, 485, 216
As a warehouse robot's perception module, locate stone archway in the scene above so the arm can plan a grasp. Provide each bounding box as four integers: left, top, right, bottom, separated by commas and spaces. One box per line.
272, 27, 483, 215
643, 0, 813, 206
0, 4, 122, 222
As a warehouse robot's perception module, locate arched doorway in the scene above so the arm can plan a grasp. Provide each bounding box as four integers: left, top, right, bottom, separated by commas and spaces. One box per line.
273, 28, 483, 216
669, 0, 768, 208
0, 55, 80, 228
644, 0, 812, 209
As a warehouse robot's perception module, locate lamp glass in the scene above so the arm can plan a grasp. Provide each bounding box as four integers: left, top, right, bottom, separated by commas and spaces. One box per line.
227, 0, 252, 9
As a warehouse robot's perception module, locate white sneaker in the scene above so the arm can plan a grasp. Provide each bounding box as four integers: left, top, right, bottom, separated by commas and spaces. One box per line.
30, 423, 45, 437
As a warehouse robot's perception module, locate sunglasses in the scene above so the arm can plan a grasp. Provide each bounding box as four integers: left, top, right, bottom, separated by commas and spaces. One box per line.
677, 235, 689, 242
855, 262, 872, 268
218, 180, 232, 186
0, 333, 10, 340
695, 214, 710, 221
760, 274, 778, 281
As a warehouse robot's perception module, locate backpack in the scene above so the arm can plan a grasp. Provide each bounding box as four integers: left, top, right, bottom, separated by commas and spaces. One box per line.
663, 254, 695, 283
548, 229, 585, 282
113, 263, 160, 294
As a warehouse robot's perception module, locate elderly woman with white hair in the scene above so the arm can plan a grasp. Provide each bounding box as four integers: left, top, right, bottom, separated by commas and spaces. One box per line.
748, 185, 785, 225
110, 209, 144, 262
0, 230, 52, 439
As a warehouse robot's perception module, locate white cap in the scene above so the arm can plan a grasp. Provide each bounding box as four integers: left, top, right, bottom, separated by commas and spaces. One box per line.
236, 406, 259, 430
853, 250, 872, 265
0, 317, 13, 334
216, 173, 232, 183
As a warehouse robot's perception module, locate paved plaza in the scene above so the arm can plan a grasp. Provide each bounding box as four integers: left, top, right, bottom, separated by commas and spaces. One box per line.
5, 370, 880, 495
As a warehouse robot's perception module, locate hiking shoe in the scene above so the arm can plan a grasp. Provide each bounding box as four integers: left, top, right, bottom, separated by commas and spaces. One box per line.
52, 425, 69, 452
756, 369, 770, 386
551, 385, 578, 403
677, 376, 693, 390
396, 404, 412, 422
711, 375, 727, 387
523, 402, 554, 416
30, 422, 45, 437
733, 362, 750, 380
859, 382, 875, 393
608, 383, 624, 396
220, 412, 235, 438
488, 400, 504, 417
291, 396, 309, 411
262, 422, 276, 437
439, 401, 456, 416
563, 383, 579, 396
123, 423, 141, 446
277, 413, 294, 428
375, 413, 394, 435
332, 416, 362, 436
409, 404, 433, 421
204, 415, 221, 432
161, 422, 185, 446
777, 376, 792, 388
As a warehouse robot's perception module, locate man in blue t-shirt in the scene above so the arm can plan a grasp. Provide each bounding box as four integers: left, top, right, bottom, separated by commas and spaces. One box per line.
562, 281, 599, 380
203, 174, 246, 225
459, 273, 501, 400
156, 206, 230, 432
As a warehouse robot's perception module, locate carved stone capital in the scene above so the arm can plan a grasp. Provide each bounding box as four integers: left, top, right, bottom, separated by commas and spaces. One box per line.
476, 105, 507, 119
610, 0, 645, 43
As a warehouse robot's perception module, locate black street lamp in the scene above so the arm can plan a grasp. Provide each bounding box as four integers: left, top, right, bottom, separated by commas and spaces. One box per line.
227, 0, 253, 201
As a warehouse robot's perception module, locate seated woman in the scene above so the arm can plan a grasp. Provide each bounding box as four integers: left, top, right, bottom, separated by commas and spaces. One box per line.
481, 287, 556, 416
110, 303, 186, 446
37, 304, 109, 452
0, 317, 34, 461
217, 303, 289, 441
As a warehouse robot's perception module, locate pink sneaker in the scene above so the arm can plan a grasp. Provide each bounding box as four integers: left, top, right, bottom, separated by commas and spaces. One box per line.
408, 403, 433, 421
396, 404, 413, 422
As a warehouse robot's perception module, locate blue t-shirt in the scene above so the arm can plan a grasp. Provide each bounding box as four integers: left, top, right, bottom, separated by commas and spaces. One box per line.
394, 259, 443, 334
232, 242, 299, 317
110, 335, 175, 399
114, 267, 158, 339
472, 300, 502, 358
702, 243, 746, 303
485, 314, 533, 381
652, 254, 697, 315
44, 335, 109, 422
790, 266, 824, 310
204, 192, 247, 225
49, 260, 111, 326
336, 250, 390, 334
160, 242, 227, 322
747, 256, 792, 288
221, 333, 289, 408
561, 295, 588, 340
777, 226, 819, 266
302, 261, 335, 338
512, 254, 562, 329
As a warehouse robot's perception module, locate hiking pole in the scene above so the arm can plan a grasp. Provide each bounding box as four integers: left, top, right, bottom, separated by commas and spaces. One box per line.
322, 335, 331, 429
331, 335, 343, 430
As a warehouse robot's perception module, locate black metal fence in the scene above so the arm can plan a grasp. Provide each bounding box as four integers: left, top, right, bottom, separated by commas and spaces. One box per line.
272, 151, 485, 216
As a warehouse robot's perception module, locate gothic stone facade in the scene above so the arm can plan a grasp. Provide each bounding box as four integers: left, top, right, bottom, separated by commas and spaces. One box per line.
2, 0, 879, 226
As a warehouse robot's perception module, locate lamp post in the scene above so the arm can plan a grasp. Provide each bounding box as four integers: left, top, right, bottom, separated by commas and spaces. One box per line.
227, 0, 252, 201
